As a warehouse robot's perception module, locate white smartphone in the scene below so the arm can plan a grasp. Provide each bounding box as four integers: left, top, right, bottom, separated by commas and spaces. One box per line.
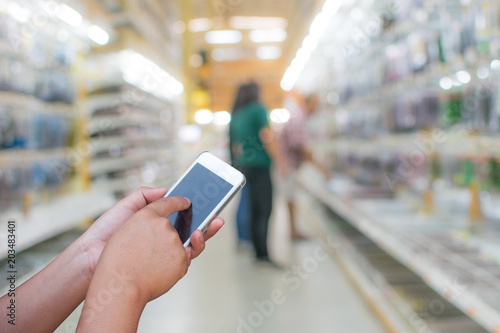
164, 151, 246, 247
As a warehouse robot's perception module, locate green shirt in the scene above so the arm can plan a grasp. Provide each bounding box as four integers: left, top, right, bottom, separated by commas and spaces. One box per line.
230, 101, 272, 169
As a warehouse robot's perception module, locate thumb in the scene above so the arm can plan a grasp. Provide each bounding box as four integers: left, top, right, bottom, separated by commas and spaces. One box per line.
114, 187, 168, 213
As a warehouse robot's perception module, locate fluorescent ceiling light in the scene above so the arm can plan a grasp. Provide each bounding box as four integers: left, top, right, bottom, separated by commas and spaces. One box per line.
350, 7, 363, 21
257, 46, 282, 60
270, 109, 291, 124
188, 18, 212, 32
229, 16, 287, 29
9, 3, 30, 23
56, 4, 83, 27
491, 59, 500, 70
178, 125, 202, 143
249, 28, 287, 43
205, 30, 242, 44
88, 25, 109, 45
439, 77, 453, 90
212, 48, 245, 61
456, 70, 471, 84
476, 67, 489, 79
309, 12, 329, 39
281, 0, 342, 91
194, 110, 213, 125
119, 50, 184, 100
213, 111, 231, 126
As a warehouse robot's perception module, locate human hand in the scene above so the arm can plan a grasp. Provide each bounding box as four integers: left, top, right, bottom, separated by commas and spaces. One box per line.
87, 195, 224, 303
78, 187, 169, 280
77, 196, 224, 332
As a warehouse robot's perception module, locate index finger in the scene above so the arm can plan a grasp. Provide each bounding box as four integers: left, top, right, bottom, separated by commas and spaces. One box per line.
142, 196, 191, 218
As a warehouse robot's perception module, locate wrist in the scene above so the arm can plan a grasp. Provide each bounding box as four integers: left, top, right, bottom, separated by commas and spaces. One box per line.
74, 233, 105, 283
79, 275, 148, 332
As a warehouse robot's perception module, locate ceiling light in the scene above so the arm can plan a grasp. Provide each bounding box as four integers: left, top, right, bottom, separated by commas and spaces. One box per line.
439, 77, 453, 90
270, 109, 291, 124
476, 67, 490, 79
491, 59, 500, 70
229, 16, 288, 30
249, 28, 287, 43
257, 46, 282, 60
213, 111, 231, 126
205, 30, 242, 44
350, 7, 363, 21
56, 4, 83, 27
456, 70, 471, 84
119, 50, 184, 100
302, 35, 318, 53
188, 18, 212, 32
309, 12, 329, 39
178, 125, 202, 143
212, 48, 245, 61
88, 25, 109, 45
194, 110, 213, 125
173, 21, 186, 34
9, 3, 30, 23
280, 0, 342, 91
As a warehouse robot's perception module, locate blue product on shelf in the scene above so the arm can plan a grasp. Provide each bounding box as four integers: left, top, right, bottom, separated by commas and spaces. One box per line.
32, 159, 66, 190
0, 107, 15, 149
30, 114, 71, 150
35, 69, 75, 104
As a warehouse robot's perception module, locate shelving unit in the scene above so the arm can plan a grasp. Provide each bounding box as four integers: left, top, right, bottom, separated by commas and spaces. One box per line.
298, 169, 500, 332
0, 0, 183, 254
0, 189, 115, 260
0, 1, 98, 254
86, 80, 180, 197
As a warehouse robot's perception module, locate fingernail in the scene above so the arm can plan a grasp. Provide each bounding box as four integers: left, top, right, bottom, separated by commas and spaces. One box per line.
184, 197, 191, 205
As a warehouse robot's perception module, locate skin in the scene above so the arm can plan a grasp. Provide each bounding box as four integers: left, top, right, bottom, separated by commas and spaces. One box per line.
0, 187, 223, 333
260, 127, 289, 176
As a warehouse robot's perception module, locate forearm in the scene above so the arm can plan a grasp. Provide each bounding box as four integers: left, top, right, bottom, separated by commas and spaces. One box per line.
260, 128, 286, 167
0, 237, 93, 332
77, 279, 146, 333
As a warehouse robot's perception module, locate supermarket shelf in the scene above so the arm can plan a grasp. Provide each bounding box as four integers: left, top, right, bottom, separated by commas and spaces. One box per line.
303, 194, 486, 333
88, 135, 171, 156
92, 173, 176, 193
331, 133, 500, 161
90, 149, 173, 176
85, 91, 170, 116
0, 190, 116, 259
0, 91, 75, 115
88, 113, 162, 135
0, 148, 69, 164
300, 195, 416, 333
298, 172, 500, 332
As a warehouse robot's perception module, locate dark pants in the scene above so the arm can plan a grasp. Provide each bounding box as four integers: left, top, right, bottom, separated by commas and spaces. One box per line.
236, 185, 250, 241
241, 166, 273, 259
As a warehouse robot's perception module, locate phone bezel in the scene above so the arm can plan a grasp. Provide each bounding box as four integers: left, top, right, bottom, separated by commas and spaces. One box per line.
164, 151, 245, 247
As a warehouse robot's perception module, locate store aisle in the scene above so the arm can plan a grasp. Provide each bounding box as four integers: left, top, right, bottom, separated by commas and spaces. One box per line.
137, 196, 386, 333
1, 193, 386, 333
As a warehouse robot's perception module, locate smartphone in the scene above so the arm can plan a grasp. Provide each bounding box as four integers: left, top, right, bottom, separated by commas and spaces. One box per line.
164, 152, 246, 247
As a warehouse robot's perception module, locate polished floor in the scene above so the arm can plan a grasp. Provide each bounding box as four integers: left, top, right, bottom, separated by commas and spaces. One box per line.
2, 194, 386, 333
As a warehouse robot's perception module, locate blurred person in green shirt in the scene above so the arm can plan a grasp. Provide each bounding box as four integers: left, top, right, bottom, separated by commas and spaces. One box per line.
229, 82, 287, 265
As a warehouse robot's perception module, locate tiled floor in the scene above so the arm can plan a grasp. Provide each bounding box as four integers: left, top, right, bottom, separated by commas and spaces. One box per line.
2, 194, 386, 333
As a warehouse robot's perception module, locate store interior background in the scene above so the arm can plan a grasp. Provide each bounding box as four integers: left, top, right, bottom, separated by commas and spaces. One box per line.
1, 0, 500, 332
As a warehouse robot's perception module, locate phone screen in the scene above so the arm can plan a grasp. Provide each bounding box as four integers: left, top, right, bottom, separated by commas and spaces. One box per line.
167, 163, 232, 244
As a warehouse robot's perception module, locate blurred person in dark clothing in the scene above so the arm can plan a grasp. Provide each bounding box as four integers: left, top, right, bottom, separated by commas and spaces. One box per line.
229, 82, 287, 265
229, 85, 251, 246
